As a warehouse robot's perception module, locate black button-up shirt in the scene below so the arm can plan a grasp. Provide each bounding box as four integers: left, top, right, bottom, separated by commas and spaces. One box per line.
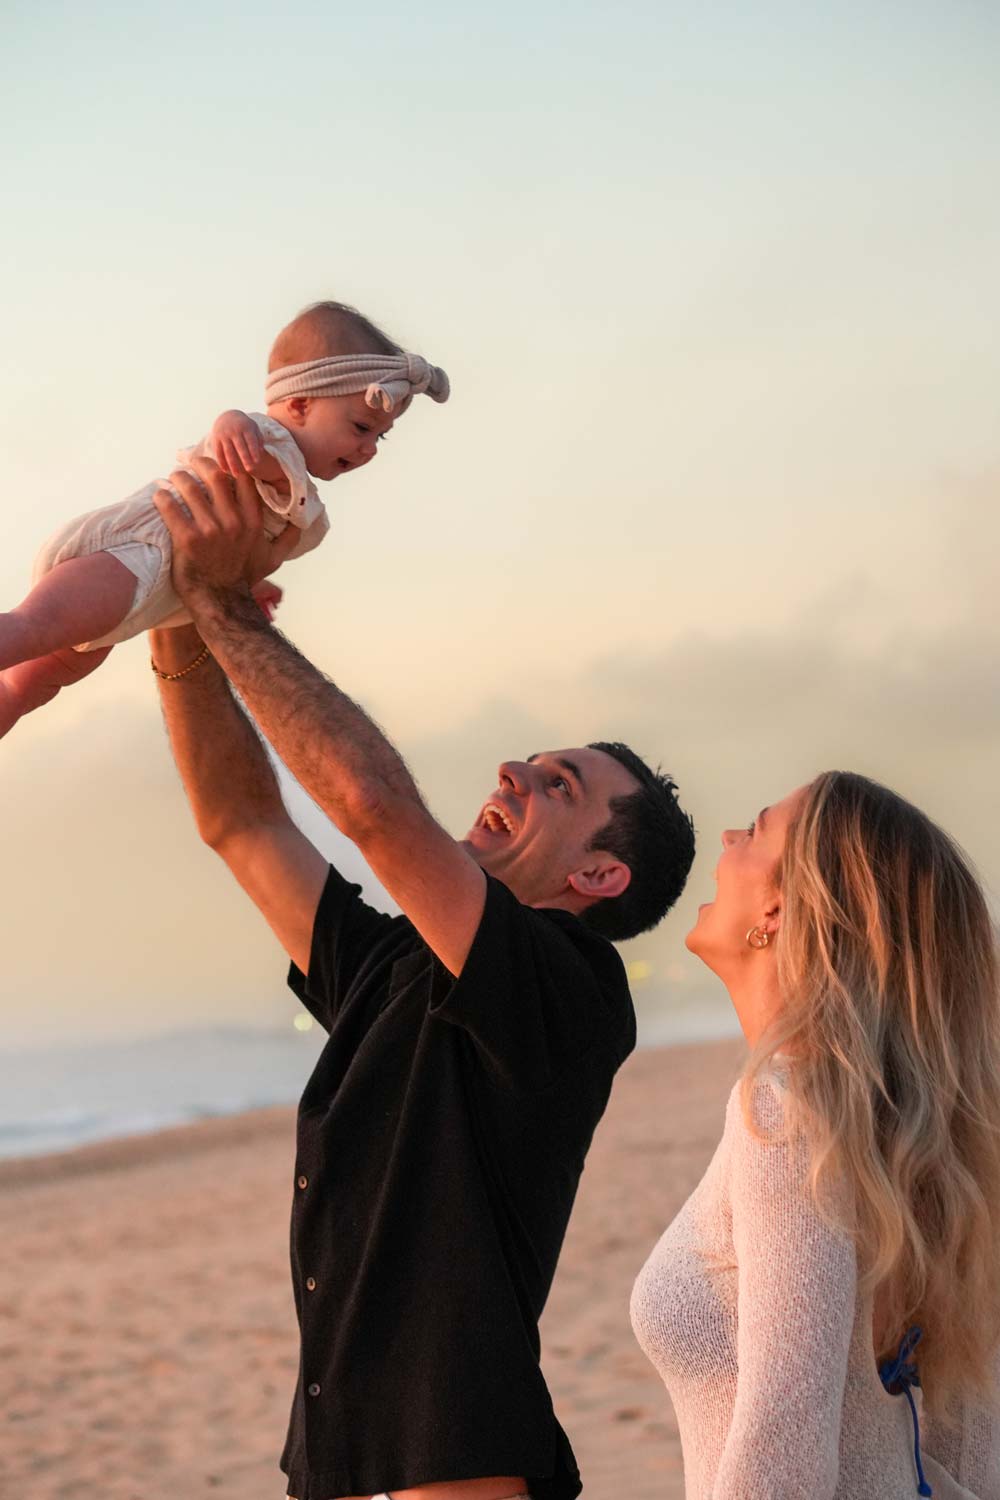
282, 865, 636, 1500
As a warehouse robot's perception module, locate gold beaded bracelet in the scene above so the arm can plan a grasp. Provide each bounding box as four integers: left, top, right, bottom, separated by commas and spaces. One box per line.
150, 644, 212, 681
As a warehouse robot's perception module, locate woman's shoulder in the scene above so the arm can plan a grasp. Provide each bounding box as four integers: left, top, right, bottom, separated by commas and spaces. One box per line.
723, 1059, 794, 1140
722, 1061, 821, 1201
726, 1063, 857, 1252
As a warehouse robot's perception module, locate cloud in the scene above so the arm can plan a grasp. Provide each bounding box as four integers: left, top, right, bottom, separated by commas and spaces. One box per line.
408, 612, 1000, 865
401, 582, 1000, 1012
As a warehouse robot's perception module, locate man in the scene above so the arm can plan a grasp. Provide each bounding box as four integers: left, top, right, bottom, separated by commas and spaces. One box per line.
150, 460, 695, 1500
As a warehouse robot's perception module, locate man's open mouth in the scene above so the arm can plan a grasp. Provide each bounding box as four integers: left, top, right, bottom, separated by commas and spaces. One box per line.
479, 802, 516, 836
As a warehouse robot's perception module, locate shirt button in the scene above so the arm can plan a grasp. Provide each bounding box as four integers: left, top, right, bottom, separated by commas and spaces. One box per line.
297, 1175, 308, 1190
307, 1382, 321, 1397
306, 1277, 317, 1292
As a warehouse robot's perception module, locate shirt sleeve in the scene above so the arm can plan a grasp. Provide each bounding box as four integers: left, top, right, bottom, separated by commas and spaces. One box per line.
248, 412, 327, 532
428, 873, 632, 1092
712, 1076, 857, 1500
177, 416, 327, 535
287, 864, 397, 1033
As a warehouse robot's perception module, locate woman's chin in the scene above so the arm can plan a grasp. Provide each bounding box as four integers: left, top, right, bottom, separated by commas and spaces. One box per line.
685, 908, 710, 955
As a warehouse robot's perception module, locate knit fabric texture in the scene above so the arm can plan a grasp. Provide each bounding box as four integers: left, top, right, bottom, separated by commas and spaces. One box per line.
630, 1071, 1000, 1499
265, 352, 450, 412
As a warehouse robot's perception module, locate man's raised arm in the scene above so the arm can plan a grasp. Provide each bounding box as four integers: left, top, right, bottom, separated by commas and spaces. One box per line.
152, 459, 487, 979
150, 618, 327, 974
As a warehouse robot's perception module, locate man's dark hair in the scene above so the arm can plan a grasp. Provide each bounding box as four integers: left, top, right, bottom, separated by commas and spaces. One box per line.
581, 741, 695, 943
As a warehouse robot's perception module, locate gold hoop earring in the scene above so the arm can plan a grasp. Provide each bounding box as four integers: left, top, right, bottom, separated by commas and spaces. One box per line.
746, 926, 770, 950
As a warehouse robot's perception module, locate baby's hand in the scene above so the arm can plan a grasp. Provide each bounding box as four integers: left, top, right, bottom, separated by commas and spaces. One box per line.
251, 578, 284, 623
210, 410, 264, 476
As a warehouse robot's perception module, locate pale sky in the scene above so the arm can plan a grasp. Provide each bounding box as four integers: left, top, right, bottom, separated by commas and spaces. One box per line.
2, 2, 999, 1048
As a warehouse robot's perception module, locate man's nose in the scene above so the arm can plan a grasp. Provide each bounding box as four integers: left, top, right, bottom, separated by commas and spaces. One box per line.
498, 761, 530, 795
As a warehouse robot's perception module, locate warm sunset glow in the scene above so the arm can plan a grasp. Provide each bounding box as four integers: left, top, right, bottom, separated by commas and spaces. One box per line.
2, 4, 997, 1051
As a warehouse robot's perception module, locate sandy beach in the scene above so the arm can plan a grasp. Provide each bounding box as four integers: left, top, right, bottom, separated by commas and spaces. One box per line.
0, 1036, 745, 1500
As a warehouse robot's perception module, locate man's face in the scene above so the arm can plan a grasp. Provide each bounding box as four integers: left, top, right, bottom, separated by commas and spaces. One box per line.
463, 747, 640, 908
294, 393, 407, 481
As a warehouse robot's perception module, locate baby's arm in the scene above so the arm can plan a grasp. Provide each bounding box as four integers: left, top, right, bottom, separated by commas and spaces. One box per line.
0, 553, 137, 672
210, 410, 288, 488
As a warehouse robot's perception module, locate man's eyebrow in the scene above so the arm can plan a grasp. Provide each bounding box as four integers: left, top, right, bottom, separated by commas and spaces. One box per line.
527, 752, 586, 791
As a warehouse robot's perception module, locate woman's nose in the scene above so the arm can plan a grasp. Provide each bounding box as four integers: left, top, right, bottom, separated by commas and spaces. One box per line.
721, 828, 738, 849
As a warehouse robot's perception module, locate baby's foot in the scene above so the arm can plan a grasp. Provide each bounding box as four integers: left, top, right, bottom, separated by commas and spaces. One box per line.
0, 646, 112, 739
251, 578, 284, 622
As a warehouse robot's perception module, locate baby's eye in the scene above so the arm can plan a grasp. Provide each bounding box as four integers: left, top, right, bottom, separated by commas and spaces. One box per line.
354, 422, 371, 435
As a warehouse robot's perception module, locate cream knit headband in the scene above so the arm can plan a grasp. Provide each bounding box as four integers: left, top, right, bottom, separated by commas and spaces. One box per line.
264, 352, 450, 412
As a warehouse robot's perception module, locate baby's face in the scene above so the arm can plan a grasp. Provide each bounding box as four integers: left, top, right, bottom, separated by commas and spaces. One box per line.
293, 393, 405, 481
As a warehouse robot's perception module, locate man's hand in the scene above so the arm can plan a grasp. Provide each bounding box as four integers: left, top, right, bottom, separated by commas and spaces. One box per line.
210, 409, 264, 476
153, 457, 488, 976
153, 456, 300, 609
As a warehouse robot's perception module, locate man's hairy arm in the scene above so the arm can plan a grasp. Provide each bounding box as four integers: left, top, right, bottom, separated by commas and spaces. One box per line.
150, 620, 327, 973
176, 589, 487, 978
153, 457, 487, 977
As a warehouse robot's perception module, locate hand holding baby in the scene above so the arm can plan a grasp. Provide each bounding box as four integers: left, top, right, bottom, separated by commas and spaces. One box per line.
154, 457, 301, 609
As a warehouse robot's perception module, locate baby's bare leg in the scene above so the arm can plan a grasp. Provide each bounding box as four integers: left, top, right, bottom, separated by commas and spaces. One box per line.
0, 552, 138, 671
0, 645, 113, 739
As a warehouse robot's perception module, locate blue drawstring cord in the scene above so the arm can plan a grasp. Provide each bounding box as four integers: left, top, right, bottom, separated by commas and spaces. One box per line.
879, 1325, 933, 1496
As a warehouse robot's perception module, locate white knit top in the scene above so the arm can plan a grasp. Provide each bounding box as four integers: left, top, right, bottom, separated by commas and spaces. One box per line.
630, 1071, 1000, 1499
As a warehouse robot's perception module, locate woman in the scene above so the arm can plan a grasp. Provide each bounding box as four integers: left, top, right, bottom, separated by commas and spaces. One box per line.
631, 772, 1000, 1498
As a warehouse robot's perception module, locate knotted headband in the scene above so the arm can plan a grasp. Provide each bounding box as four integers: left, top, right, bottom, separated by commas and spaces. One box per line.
264, 352, 450, 412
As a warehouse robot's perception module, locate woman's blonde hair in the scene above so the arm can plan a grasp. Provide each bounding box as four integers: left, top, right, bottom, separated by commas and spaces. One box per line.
745, 770, 1000, 1413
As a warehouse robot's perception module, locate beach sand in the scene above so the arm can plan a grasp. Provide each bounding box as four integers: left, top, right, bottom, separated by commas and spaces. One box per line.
0, 1036, 744, 1500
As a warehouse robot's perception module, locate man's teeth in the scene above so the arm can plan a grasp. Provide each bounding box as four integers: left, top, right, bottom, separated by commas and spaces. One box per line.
483, 803, 514, 835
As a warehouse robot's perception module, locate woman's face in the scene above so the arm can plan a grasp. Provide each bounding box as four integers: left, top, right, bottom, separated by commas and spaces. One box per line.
686, 786, 807, 979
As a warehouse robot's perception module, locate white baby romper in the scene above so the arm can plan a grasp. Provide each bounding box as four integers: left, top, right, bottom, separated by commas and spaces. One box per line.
32, 414, 330, 651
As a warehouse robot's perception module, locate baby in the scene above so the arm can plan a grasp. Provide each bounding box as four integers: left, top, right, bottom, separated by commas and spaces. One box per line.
0, 300, 449, 738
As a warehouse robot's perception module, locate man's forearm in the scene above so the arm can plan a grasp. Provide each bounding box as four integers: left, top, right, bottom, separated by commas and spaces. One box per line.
150, 622, 287, 848
181, 588, 422, 839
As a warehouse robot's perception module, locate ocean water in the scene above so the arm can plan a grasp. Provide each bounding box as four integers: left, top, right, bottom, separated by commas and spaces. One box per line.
0, 1025, 326, 1161
0, 990, 738, 1162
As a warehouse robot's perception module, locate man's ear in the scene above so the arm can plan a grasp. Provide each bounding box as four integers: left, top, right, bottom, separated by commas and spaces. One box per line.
567, 858, 631, 904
